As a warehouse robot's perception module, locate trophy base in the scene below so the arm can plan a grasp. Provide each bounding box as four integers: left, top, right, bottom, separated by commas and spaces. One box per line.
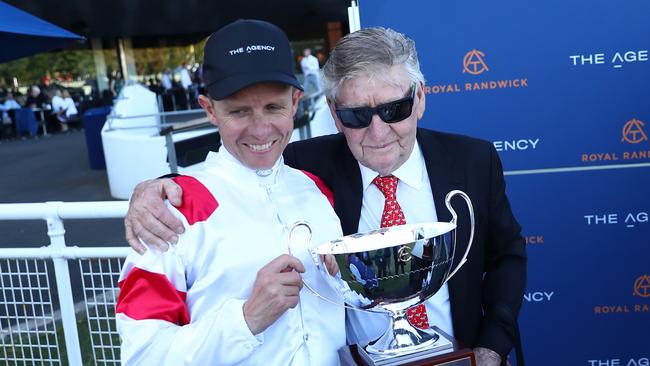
354, 327, 475, 366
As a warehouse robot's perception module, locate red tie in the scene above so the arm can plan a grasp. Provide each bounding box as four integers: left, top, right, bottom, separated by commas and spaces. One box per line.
373, 175, 430, 330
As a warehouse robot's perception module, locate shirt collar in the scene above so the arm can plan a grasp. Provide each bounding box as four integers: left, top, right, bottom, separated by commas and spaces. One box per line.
359, 141, 425, 191
206, 146, 284, 186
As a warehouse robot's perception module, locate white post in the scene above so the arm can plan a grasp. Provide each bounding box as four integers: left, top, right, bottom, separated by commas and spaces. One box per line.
45, 202, 83, 366
348, 0, 361, 32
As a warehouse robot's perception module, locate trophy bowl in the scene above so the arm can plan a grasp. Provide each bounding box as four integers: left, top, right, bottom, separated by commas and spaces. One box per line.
305, 190, 474, 361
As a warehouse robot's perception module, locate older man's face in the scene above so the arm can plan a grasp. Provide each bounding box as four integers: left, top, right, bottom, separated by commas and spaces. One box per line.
330, 67, 425, 176
199, 83, 300, 170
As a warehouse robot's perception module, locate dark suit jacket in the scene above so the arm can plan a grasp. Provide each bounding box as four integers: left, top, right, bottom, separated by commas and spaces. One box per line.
283, 128, 527, 358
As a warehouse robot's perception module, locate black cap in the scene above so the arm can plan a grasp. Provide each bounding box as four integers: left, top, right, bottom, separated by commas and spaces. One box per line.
202, 19, 303, 100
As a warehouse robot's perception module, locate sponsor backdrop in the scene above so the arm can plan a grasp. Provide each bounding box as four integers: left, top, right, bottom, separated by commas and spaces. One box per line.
359, 0, 649, 364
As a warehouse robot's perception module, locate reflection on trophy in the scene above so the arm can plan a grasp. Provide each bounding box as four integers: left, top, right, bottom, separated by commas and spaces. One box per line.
304, 190, 475, 365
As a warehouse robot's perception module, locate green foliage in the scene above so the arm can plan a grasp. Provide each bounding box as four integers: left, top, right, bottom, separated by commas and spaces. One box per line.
0, 50, 97, 87
0, 37, 208, 88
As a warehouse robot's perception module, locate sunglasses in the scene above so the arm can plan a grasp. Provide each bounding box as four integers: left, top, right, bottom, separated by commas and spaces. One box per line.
335, 84, 416, 129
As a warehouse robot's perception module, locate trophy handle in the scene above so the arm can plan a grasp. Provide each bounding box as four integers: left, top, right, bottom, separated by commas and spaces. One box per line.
288, 221, 383, 313
288, 221, 320, 267
444, 190, 474, 281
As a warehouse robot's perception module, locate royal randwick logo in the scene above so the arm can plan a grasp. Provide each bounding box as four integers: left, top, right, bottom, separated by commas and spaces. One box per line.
594, 275, 650, 314
622, 118, 648, 144
633, 275, 650, 298
581, 118, 650, 163
462, 49, 489, 75
424, 49, 528, 95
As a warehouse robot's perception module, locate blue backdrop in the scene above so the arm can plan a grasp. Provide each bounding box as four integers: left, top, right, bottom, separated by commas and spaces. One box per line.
359, 1, 650, 364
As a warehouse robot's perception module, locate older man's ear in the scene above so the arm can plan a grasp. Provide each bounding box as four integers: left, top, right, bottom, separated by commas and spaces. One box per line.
416, 82, 426, 120
326, 98, 344, 133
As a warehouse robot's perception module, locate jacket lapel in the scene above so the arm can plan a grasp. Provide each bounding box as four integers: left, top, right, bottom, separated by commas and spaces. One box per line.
417, 129, 457, 224
333, 138, 363, 236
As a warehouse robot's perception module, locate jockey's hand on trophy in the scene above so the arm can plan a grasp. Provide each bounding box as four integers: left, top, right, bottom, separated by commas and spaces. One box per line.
243, 254, 305, 335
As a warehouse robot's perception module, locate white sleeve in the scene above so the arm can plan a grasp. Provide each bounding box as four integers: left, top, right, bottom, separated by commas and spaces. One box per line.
117, 298, 263, 365
116, 203, 264, 365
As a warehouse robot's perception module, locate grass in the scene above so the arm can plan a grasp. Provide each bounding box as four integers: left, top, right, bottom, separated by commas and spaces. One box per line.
1, 312, 121, 365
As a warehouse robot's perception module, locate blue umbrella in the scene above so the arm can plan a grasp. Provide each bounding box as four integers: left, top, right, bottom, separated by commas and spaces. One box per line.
0, 1, 85, 63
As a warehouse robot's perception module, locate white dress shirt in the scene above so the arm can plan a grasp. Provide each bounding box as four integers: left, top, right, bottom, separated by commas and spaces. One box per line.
346, 141, 454, 345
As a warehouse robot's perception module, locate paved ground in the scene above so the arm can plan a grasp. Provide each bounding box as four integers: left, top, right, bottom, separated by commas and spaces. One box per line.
0, 130, 127, 248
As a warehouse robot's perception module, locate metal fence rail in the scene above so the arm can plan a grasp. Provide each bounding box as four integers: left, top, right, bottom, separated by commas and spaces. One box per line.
0, 259, 61, 365
0, 201, 130, 366
79, 258, 124, 366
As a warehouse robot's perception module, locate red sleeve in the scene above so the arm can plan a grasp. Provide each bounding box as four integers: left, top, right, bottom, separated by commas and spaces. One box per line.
172, 175, 219, 225
116, 267, 190, 325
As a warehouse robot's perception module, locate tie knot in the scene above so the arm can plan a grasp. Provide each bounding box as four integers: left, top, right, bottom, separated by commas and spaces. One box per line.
372, 175, 398, 198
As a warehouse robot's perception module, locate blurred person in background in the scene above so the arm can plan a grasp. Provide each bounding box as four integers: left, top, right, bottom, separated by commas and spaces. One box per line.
109, 70, 124, 97
1, 92, 22, 137
51, 89, 79, 132
300, 48, 321, 95
161, 68, 173, 91
25, 85, 48, 109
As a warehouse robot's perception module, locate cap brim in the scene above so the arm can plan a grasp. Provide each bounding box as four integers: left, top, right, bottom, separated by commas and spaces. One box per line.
206, 71, 303, 100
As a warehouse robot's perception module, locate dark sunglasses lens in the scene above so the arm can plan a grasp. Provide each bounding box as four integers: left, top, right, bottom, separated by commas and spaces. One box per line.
337, 90, 414, 128
337, 108, 373, 128
379, 99, 413, 123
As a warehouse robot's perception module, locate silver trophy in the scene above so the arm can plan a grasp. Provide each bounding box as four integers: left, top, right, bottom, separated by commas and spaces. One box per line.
292, 190, 474, 365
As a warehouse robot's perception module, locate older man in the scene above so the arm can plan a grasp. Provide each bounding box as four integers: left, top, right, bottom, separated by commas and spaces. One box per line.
116, 19, 345, 365
125, 27, 526, 366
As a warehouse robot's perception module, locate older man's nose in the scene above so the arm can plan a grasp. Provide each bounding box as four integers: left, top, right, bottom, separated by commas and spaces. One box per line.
367, 114, 391, 139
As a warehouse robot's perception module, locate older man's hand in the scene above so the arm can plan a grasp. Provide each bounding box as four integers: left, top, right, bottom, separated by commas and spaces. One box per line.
243, 254, 305, 335
125, 178, 185, 254
473, 347, 503, 366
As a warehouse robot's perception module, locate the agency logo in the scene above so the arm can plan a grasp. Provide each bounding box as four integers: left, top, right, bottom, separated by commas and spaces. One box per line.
634, 275, 650, 298
581, 118, 650, 163
493, 138, 540, 152
583, 212, 648, 228
523, 291, 554, 302
570, 50, 648, 69
228, 45, 275, 55
594, 275, 650, 315
424, 50, 528, 95
622, 118, 648, 144
588, 358, 649, 366
463, 49, 489, 75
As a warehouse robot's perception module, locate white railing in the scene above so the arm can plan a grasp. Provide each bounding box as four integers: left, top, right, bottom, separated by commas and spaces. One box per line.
0, 201, 130, 366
